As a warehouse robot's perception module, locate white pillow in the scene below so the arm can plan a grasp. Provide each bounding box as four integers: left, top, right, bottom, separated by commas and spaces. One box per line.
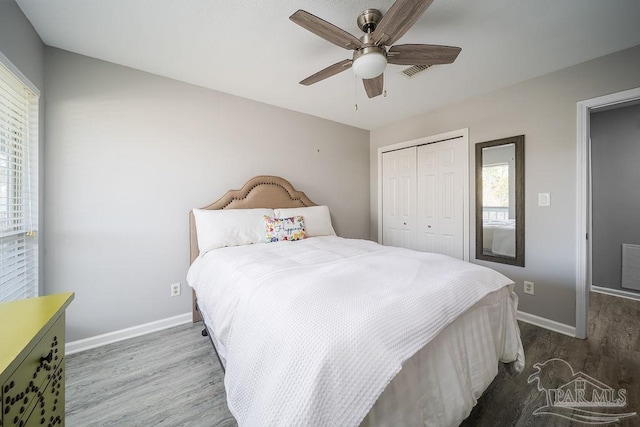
273, 205, 336, 237
193, 208, 275, 255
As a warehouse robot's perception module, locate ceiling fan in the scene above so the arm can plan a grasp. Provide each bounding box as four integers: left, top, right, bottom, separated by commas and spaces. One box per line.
290, 0, 461, 98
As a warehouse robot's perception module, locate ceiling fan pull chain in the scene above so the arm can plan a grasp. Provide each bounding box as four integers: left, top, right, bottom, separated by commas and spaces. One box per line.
354, 75, 359, 111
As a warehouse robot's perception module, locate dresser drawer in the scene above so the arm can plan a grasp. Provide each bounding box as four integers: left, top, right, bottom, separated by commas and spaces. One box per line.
23, 360, 64, 427
2, 315, 65, 427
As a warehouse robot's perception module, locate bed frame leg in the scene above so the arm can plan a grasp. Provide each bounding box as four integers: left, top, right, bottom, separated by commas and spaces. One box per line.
196, 306, 225, 373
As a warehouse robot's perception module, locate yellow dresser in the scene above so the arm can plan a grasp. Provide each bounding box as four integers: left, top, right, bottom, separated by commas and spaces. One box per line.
0, 293, 74, 427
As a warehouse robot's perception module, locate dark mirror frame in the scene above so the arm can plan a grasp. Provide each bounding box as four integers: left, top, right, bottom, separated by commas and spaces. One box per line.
475, 135, 525, 267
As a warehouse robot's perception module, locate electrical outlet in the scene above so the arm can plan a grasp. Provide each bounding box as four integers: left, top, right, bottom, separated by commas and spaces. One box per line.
524, 281, 534, 295
170, 283, 181, 297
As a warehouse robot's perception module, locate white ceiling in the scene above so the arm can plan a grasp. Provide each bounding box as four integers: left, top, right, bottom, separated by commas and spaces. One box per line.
15, 0, 640, 130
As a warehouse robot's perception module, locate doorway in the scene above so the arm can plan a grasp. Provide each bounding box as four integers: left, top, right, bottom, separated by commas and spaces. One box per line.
576, 87, 640, 339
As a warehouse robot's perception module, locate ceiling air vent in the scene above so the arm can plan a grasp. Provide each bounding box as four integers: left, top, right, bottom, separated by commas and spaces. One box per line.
401, 64, 432, 77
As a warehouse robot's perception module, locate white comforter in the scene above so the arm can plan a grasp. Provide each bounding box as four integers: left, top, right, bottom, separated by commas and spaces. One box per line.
187, 237, 516, 426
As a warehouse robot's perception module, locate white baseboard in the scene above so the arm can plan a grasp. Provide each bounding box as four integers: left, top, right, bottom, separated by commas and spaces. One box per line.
591, 285, 640, 302
67, 310, 579, 354
66, 312, 192, 355
517, 310, 576, 338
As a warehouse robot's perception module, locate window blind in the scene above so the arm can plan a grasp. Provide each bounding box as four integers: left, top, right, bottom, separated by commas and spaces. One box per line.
0, 58, 39, 302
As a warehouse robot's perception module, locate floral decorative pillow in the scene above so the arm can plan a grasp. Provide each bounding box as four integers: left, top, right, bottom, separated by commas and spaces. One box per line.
264, 215, 306, 242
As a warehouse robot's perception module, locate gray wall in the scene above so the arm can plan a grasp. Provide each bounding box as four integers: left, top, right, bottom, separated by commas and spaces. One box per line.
45, 48, 370, 341
370, 44, 640, 327
0, 0, 45, 294
591, 103, 640, 294
0, 1, 44, 87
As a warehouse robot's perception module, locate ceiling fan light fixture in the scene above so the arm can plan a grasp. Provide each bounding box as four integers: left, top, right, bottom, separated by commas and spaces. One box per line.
291, 3, 461, 98
352, 47, 387, 79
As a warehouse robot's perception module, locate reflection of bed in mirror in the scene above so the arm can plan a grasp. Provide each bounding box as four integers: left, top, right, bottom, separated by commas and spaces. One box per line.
483, 219, 516, 257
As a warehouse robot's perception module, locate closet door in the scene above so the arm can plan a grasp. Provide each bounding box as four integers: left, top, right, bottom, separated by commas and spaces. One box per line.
382, 147, 417, 250
417, 139, 465, 259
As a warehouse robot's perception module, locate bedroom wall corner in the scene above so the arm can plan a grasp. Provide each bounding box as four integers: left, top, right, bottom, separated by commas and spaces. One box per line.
0, 1, 44, 87
43, 47, 370, 342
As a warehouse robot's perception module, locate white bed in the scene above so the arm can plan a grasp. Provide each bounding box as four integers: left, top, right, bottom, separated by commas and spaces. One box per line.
187, 176, 525, 427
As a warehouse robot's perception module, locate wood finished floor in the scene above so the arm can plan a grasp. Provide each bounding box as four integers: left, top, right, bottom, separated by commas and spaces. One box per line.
65, 324, 235, 427
66, 292, 639, 426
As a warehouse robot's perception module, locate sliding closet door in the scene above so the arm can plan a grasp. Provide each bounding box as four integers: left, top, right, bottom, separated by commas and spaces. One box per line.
382, 147, 417, 249
417, 139, 465, 259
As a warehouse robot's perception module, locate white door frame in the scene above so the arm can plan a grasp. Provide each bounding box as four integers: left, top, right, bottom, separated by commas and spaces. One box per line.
575, 87, 640, 339
377, 128, 470, 261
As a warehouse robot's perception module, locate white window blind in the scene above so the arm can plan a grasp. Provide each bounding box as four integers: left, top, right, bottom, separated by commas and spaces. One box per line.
0, 58, 39, 302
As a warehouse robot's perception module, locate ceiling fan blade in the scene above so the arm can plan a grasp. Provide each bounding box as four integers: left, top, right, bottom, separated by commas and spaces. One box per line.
290, 10, 363, 50
387, 44, 461, 65
300, 59, 353, 86
371, 0, 435, 46
363, 74, 384, 98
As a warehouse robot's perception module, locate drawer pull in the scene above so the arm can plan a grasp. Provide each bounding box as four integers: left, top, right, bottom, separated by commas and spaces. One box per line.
40, 351, 53, 364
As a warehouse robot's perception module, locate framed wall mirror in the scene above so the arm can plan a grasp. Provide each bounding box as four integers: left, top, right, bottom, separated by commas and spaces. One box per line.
475, 135, 524, 266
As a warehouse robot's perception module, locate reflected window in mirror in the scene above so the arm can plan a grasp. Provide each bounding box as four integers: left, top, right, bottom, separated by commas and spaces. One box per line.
476, 135, 524, 266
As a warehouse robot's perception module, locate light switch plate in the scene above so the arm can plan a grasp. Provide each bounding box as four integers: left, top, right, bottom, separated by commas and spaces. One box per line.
538, 193, 550, 206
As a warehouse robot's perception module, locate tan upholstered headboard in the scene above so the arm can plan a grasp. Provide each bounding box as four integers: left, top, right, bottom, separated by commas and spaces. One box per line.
189, 175, 317, 322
